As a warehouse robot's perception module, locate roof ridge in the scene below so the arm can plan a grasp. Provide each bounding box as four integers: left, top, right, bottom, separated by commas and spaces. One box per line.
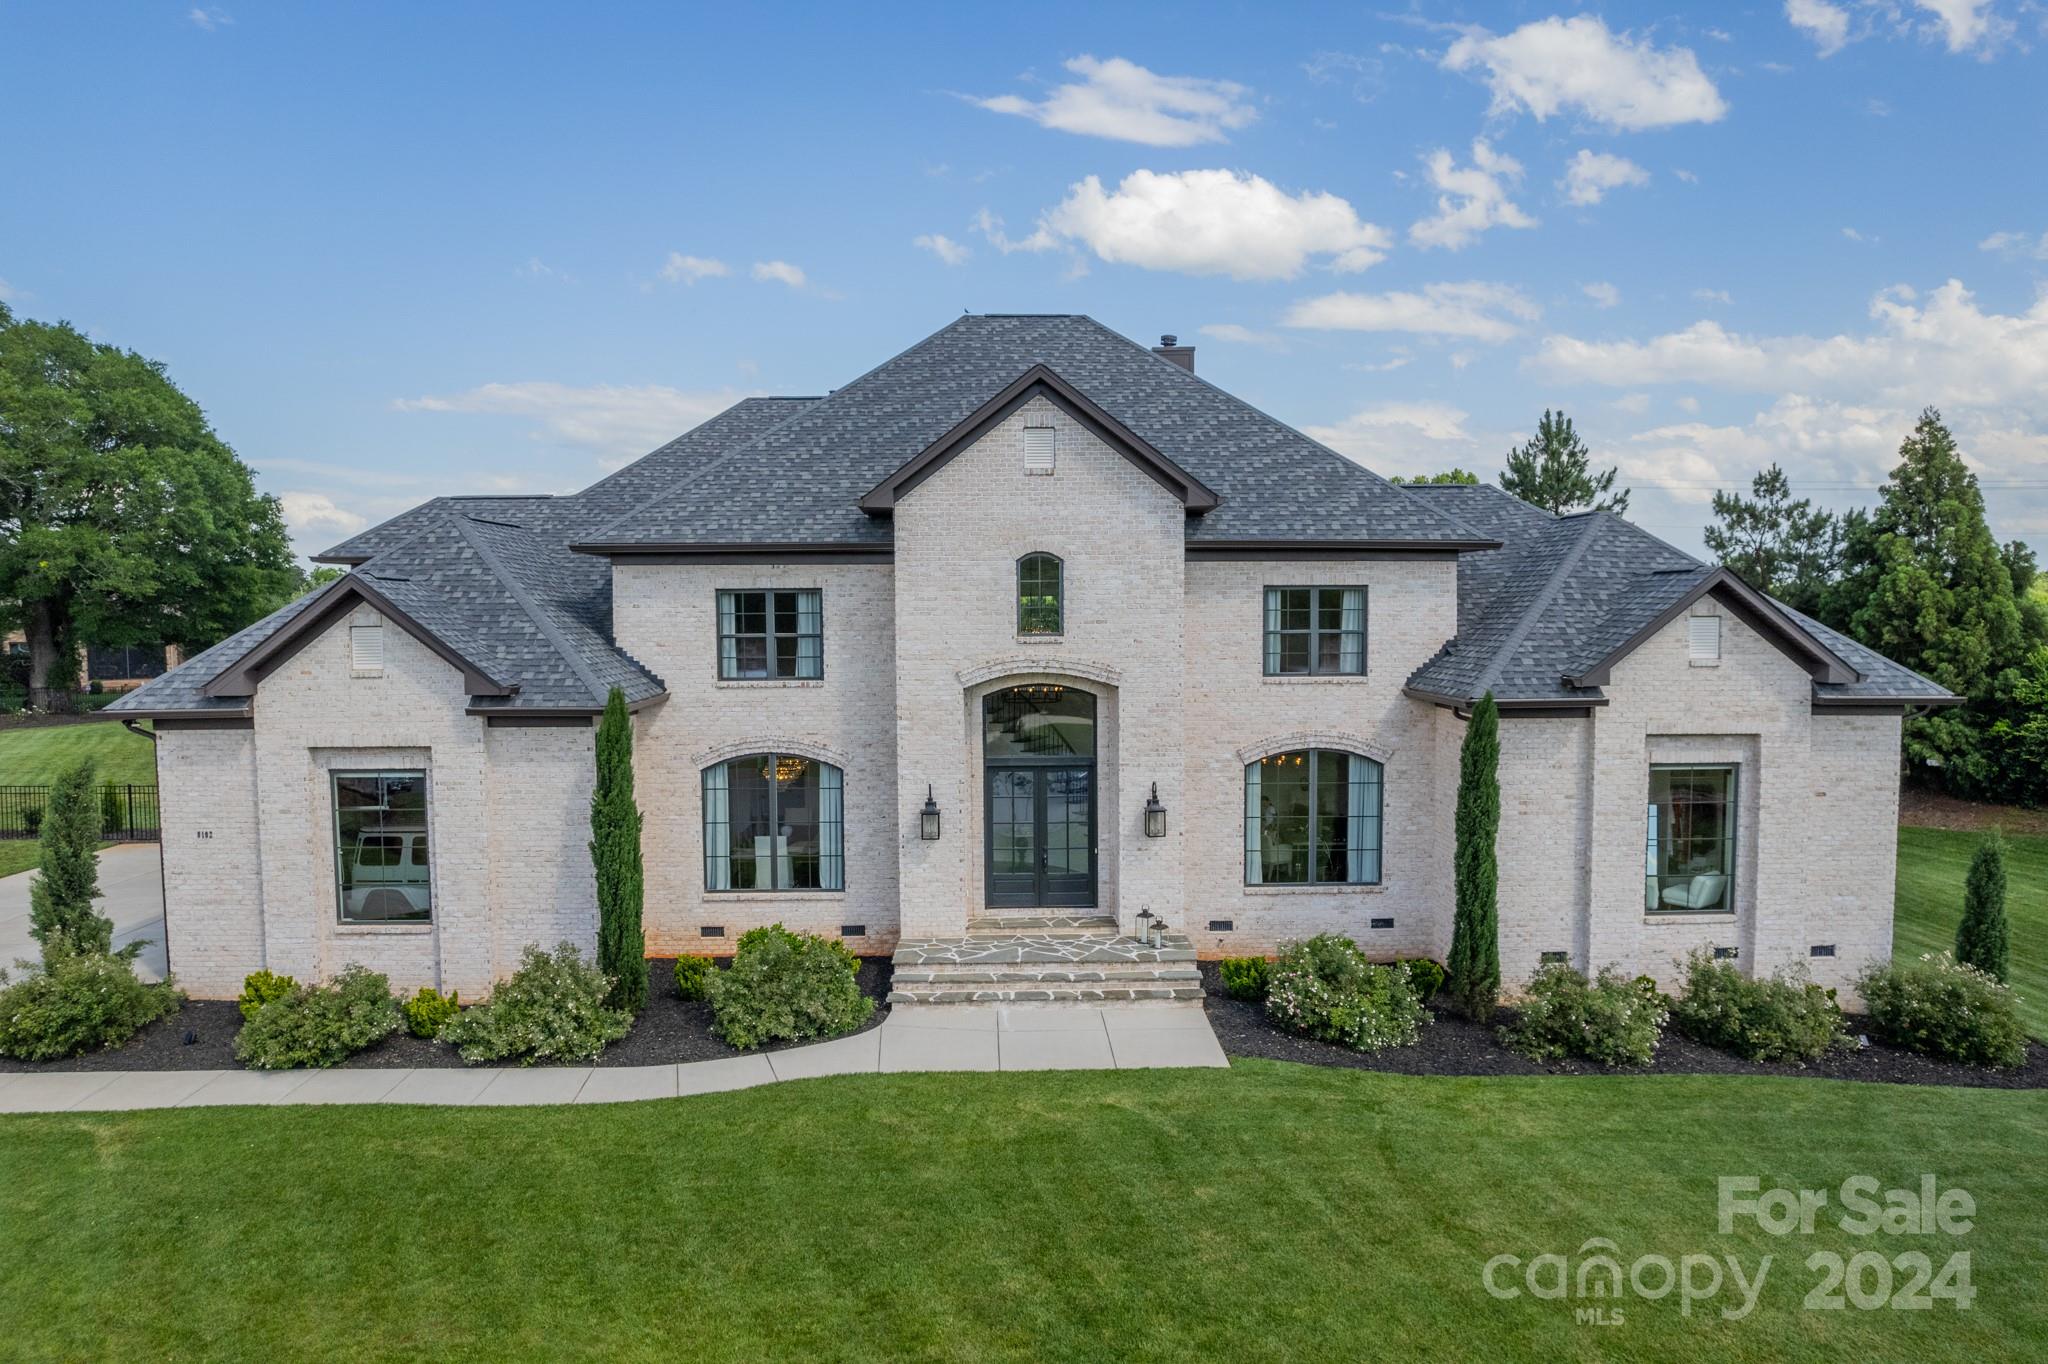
454, 515, 611, 706
573, 395, 810, 511
1468, 515, 1608, 698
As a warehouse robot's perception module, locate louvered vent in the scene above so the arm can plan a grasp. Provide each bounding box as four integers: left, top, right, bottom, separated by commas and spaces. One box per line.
1687, 614, 1721, 663
1022, 426, 1056, 475
350, 623, 385, 675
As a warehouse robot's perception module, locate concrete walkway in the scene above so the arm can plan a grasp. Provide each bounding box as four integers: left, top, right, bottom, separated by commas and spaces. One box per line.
0, 843, 166, 981
0, 1003, 1226, 1113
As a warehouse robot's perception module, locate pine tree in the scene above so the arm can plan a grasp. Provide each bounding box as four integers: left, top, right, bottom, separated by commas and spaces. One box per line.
1447, 693, 1502, 1020
1702, 464, 1840, 614
1955, 834, 2010, 983
29, 759, 112, 956
590, 688, 647, 1012
1499, 410, 1630, 515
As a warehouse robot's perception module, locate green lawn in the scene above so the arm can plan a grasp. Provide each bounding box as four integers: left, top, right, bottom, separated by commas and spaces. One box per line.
2, 1063, 2043, 1362
1896, 825, 2047, 1038
0, 840, 43, 879
0, 719, 156, 786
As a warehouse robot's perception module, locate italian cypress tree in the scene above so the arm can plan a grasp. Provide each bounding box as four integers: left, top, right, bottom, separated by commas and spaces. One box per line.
1955, 834, 2010, 983
1447, 692, 1502, 1020
590, 687, 648, 1012
29, 759, 112, 956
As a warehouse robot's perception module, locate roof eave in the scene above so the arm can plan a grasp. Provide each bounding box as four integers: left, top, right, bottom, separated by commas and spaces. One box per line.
200, 577, 514, 700
1402, 684, 1608, 714
1566, 569, 1861, 689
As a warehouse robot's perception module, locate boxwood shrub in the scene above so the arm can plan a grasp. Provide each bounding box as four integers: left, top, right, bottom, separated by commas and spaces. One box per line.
1669, 950, 1847, 1063
1502, 965, 1667, 1068
1858, 952, 2027, 1069
402, 986, 460, 1039
672, 954, 714, 1001
708, 923, 873, 1050
234, 964, 402, 1069
238, 969, 297, 1022
0, 948, 181, 1061
1263, 935, 1427, 1052
440, 942, 630, 1066
1218, 956, 1271, 1002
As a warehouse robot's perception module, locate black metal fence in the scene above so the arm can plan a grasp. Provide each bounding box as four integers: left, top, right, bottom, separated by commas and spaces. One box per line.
0, 784, 161, 842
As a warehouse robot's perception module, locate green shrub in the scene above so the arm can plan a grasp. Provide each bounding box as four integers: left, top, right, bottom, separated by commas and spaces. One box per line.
439, 942, 631, 1065
1669, 950, 1846, 1063
1263, 935, 1428, 1052
234, 965, 402, 1069
1955, 835, 2010, 982
1218, 956, 1271, 1001
673, 955, 714, 1001
402, 986, 460, 1039
1859, 952, 2028, 1069
1502, 965, 1667, 1067
1398, 958, 1446, 1001
238, 969, 298, 1022
0, 948, 181, 1060
708, 923, 873, 1050
21, 806, 42, 838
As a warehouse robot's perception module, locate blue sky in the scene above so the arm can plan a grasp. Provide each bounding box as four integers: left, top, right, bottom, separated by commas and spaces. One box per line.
4, 2, 2045, 560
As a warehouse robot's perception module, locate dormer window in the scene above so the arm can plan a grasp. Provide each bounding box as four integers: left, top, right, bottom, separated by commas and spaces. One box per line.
1022, 426, 1056, 475
350, 622, 384, 676
1018, 553, 1063, 635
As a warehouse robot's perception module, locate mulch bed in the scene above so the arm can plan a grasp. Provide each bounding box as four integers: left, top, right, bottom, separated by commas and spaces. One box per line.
1198, 963, 2048, 1090
0, 956, 892, 1074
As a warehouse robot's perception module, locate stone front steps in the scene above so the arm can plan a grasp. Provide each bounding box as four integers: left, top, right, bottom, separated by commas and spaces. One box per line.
964, 914, 1119, 939
888, 930, 1202, 1006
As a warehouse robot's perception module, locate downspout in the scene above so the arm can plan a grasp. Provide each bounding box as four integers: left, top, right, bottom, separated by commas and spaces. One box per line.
122, 719, 173, 983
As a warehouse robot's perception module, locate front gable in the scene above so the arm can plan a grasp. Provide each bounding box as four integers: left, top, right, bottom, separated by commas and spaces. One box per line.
202, 576, 511, 701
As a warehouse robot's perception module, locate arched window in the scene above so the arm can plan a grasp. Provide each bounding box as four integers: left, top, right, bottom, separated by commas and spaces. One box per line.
703, 753, 843, 891
1244, 749, 1382, 886
1017, 553, 1062, 635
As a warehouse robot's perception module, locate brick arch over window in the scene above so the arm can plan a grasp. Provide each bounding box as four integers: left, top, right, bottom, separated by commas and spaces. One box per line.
957, 655, 1123, 690
1234, 731, 1393, 768
691, 735, 850, 770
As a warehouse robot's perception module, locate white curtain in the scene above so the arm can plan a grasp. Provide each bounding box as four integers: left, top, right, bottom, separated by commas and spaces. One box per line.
1263, 589, 1283, 673
1348, 754, 1381, 884
717, 593, 739, 678
1244, 761, 1263, 884
795, 590, 823, 679
703, 763, 730, 891
1339, 588, 1366, 673
818, 762, 843, 890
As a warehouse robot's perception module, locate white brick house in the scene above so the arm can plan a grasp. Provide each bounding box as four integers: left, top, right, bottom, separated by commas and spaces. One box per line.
109, 316, 1954, 1002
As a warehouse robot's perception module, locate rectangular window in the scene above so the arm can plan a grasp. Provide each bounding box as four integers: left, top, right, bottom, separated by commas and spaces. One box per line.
1688, 614, 1721, 662
1646, 765, 1735, 914
333, 771, 431, 923
1263, 587, 1366, 676
1244, 749, 1382, 886
703, 754, 843, 892
1022, 426, 1056, 474
717, 589, 822, 680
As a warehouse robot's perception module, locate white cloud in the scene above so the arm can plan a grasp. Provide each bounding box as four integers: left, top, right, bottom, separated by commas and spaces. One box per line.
393, 381, 750, 455
1980, 229, 2048, 259
278, 491, 366, 537
1037, 169, 1392, 280
1693, 288, 1734, 305
1560, 149, 1650, 207
1284, 282, 1541, 343
1619, 396, 1916, 504
1441, 15, 1728, 131
1197, 323, 1287, 350
1914, 0, 2013, 55
1303, 50, 1386, 103
188, 7, 231, 30
1409, 140, 1536, 251
973, 55, 1256, 147
913, 233, 971, 265
972, 208, 1059, 255
1612, 393, 1653, 415
516, 257, 570, 282
1582, 281, 1621, 308
1786, 0, 1853, 57
1677, 395, 1701, 414
751, 260, 806, 288
1304, 401, 1477, 468
0, 278, 19, 303
1673, 168, 1700, 184
659, 253, 729, 285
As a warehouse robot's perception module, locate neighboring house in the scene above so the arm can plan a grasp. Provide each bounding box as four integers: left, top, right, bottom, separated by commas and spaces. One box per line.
108, 316, 1955, 1002
1, 630, 180, 693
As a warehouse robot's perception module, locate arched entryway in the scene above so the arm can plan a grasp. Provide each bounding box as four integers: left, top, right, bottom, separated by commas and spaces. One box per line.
982, 683, 1096, 909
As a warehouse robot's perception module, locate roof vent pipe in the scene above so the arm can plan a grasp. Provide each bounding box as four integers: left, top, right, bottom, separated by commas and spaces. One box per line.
1152, 334, 1195, 373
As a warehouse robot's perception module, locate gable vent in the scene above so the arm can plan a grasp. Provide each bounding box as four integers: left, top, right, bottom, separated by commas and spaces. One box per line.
1688, 614, 1721, 663
350, 623, 384, 675
1022, 426, 1056, 475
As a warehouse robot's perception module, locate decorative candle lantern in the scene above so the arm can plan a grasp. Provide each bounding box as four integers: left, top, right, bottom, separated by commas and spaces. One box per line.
1143, 781, 1167, 839
919, 784, 942, 841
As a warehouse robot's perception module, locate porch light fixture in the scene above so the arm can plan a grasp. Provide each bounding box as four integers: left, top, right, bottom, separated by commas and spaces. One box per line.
919, 784, 942, 841
1143, 782, 1167, 839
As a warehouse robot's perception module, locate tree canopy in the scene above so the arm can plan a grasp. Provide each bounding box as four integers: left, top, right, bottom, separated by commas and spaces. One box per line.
1702, 464, 1840, 615
1499, 410, 1630, 515
0, 310, 301, 708
1395, 469, 1480, 486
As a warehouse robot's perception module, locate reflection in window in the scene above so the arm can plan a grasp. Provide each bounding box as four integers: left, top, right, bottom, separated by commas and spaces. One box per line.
983, 684, 1095, 758
1018, 553, 1063, 635
717, 590, 822, 680
334, 771, 431, 923
703, 753, 843, 891
1647, 766, 1735, 913
1244, 750, 1382, 885
1263, 587, 1366, 676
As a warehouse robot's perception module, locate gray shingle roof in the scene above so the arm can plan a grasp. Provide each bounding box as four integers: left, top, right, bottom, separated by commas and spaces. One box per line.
1401, 484, 1957, 708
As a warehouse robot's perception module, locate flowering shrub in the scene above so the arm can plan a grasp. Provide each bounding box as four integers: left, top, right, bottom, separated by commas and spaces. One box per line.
1669, 950, 1847, 1063
1502, 965, 1667, 1067
440, 942, 630, 1065
1218, 956, 1271, 1002
1859, 952, 2027, 1069
402, 986, 460, 1039
708, 923, 873, 1049
1263, 935, 1428, 1052
234, 965, 402, 1069
0, 947, 181, 1060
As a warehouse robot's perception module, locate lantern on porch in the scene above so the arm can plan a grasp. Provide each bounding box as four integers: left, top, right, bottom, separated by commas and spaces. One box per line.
1143, 781, 1167, 839
920, 783, 942, 841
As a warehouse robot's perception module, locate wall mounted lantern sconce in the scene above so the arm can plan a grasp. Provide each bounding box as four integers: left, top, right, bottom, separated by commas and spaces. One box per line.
1143, 782, 1167, 839
919, 784, 942, 841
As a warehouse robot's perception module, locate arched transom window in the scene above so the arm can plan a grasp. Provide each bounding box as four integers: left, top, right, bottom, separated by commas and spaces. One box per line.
703, 753, 844, 891
1244, 749, 1383, 885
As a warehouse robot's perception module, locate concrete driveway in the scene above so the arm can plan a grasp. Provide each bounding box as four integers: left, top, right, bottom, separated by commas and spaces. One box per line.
0, 844, 166, 981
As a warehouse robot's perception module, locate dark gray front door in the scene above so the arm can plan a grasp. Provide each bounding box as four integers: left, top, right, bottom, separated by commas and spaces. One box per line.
985, 763, 1095, 909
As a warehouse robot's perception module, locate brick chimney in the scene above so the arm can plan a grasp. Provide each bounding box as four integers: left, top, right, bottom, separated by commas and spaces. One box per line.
1151, 333, 1195, 373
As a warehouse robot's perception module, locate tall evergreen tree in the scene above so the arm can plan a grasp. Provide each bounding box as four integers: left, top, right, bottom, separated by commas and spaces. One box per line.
1955, 834, 2010, 983
29, 759, 112, 956
1499, 410, 1630, 515
590, 688, 647, 1012
1703, 464, 1840, 614
1448, 693, 1502, 1020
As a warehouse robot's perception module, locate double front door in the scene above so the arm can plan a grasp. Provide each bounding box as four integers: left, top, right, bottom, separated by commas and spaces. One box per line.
986, 763, 1095, 909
